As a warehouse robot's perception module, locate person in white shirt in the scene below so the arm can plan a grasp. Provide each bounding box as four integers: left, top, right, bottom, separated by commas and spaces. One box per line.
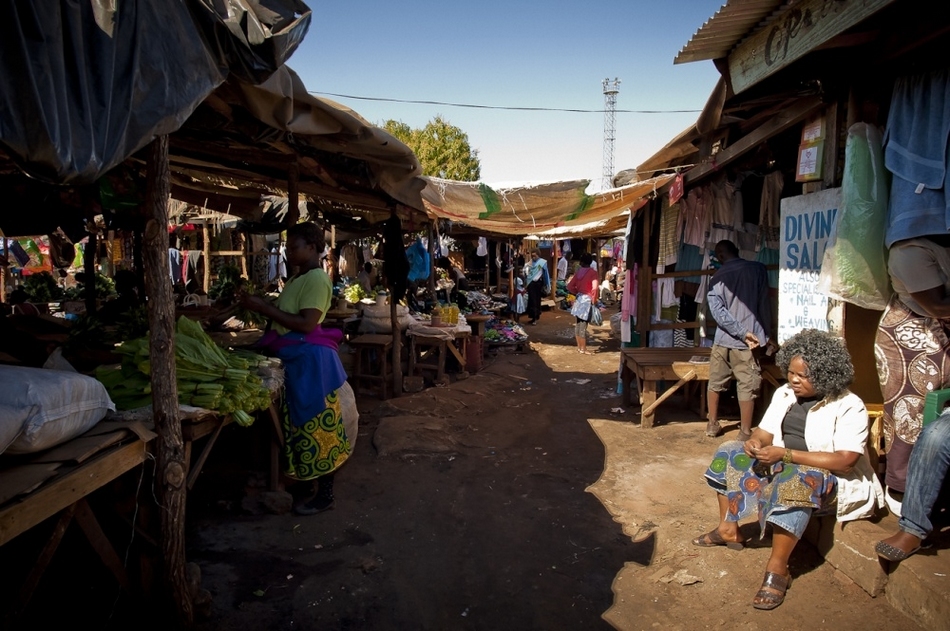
692, 329, 882, 611
557, 254, 568, 281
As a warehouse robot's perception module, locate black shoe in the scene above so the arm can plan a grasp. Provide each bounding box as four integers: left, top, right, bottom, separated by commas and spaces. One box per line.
294, 495, 335, 516
294, 475, 335, 515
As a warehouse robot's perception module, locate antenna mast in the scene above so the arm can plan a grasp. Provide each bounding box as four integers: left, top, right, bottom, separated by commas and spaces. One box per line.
602, 78, 621, 191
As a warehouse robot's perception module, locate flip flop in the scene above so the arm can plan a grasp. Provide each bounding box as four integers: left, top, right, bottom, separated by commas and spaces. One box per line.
875, 540, 921, 562
752, 571, 791, 610
691, 528, 744, 550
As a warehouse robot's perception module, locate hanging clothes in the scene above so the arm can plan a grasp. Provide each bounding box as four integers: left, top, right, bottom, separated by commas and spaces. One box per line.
656, 199, 681, 272
680, 187, 709, 248
476, 237, 488, 257
169, 248, 182, 283
705, 176, 744, 248
621, 266, 636, 344
883, 68, 950, 246
339, 244, 360, 278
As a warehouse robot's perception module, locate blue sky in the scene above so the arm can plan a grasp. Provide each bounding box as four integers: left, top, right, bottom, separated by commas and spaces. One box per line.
288, 1, 723, 188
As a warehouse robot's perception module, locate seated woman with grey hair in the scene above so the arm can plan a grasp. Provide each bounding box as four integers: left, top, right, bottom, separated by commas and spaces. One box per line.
691, 329, 883, 610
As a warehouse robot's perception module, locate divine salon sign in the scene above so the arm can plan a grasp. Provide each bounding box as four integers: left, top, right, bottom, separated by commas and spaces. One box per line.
778, 187, 841, 343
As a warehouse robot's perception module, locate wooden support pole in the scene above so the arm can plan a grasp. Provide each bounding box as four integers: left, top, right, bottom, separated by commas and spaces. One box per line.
636, 200, 653, 347
202, 221, 211, 294
0, 237, 8, 303
286, 164, 300, 227
15, 504, 77, 614
641, 370, 696, 417
143, 135, 193, 627
83, 196, 98, 315
508, 250, 514, 300
496, 242, 502, 290
427, 223, 436, 295
390, 296, 402, 397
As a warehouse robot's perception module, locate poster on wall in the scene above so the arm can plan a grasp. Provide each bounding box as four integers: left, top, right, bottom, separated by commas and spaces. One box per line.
778, 187, 841, 343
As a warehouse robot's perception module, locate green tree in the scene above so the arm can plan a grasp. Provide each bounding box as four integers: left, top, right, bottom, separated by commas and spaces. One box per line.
383, 116, 480, 182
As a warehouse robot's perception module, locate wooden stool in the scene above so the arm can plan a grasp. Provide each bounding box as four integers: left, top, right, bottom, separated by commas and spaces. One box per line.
409, 334, 447, 381
350, 334, 394, 399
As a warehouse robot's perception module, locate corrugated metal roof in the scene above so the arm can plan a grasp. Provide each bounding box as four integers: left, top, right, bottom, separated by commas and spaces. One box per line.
674, 0, 788, 65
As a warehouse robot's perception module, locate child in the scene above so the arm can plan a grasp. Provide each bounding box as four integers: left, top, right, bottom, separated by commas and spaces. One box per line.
511, 277, 527, 323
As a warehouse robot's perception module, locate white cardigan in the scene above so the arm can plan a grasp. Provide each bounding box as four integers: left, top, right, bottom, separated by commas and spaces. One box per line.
759, 385, 884, 522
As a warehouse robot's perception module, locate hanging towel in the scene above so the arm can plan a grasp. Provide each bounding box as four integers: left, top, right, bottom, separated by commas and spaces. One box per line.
884, 68, 950, 246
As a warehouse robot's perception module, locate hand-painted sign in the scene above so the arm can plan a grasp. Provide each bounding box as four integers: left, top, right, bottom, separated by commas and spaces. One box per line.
778, 188, 841, 343
728, 0, 896, 94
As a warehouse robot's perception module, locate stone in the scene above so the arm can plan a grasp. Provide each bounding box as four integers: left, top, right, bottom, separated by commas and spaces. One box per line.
260, 490, 294, 515
805, 515, 888, 597
885, 544, 950, 630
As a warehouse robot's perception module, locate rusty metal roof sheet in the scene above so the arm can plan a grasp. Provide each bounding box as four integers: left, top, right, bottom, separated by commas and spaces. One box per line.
674, 0, 788, 64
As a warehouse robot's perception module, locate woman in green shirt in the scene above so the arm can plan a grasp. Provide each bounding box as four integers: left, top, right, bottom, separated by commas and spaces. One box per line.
241, 222, 350, 515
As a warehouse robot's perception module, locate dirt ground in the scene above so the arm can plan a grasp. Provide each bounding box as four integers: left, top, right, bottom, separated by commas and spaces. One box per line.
5, 306, 924, 630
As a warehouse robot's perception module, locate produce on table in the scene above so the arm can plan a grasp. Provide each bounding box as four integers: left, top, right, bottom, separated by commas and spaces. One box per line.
64, 272, 116, 301
343, 282, 365, 305
96, 316, 274, 426
483, 318, 528, 343
21, 271, 64, 303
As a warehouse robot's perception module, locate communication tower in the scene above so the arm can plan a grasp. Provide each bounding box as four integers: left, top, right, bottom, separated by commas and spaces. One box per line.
602, 78, 621, 191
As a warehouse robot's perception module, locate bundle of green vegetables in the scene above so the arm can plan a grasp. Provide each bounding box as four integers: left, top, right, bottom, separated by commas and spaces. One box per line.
21, 271, 64, 303
96, 316, 273, 426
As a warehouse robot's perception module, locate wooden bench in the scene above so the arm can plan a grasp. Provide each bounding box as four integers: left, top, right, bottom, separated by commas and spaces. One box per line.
620, 347, 711, 428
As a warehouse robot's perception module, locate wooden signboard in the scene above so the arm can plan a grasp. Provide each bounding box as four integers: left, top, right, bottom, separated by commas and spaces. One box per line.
727, 0, 896, 94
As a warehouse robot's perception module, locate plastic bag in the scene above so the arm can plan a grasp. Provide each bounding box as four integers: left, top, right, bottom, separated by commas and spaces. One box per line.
818, 123, 892, 310
570, 294, 591, 320
590, 305, 603, 326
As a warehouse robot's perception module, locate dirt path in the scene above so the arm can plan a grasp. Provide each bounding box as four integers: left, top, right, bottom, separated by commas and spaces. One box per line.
182, 308, 918, 630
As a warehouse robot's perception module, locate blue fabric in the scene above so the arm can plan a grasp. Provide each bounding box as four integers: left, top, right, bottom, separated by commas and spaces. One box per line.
899, 413, 950, 540
676, 242, 706, 284
885, 174, 950, 247
883, 69, 950, 246
275, 342, 348, 428
755, 246, 779, 289
406, 238, 430, 282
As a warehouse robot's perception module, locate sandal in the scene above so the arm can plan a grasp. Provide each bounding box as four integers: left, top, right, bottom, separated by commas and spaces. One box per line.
875, 540, 921, 562
752, 571, 791, 610
691, 528, 744, 550
705, 420, 722, 438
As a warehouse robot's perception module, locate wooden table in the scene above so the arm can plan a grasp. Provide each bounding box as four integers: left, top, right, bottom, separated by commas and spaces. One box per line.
0, 421, 156, 616
620, 347, 711, 428
464, 314, 492, 365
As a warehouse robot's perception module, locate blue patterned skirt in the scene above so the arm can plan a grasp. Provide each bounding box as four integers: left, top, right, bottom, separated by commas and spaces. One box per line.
704, 440, 837, 539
